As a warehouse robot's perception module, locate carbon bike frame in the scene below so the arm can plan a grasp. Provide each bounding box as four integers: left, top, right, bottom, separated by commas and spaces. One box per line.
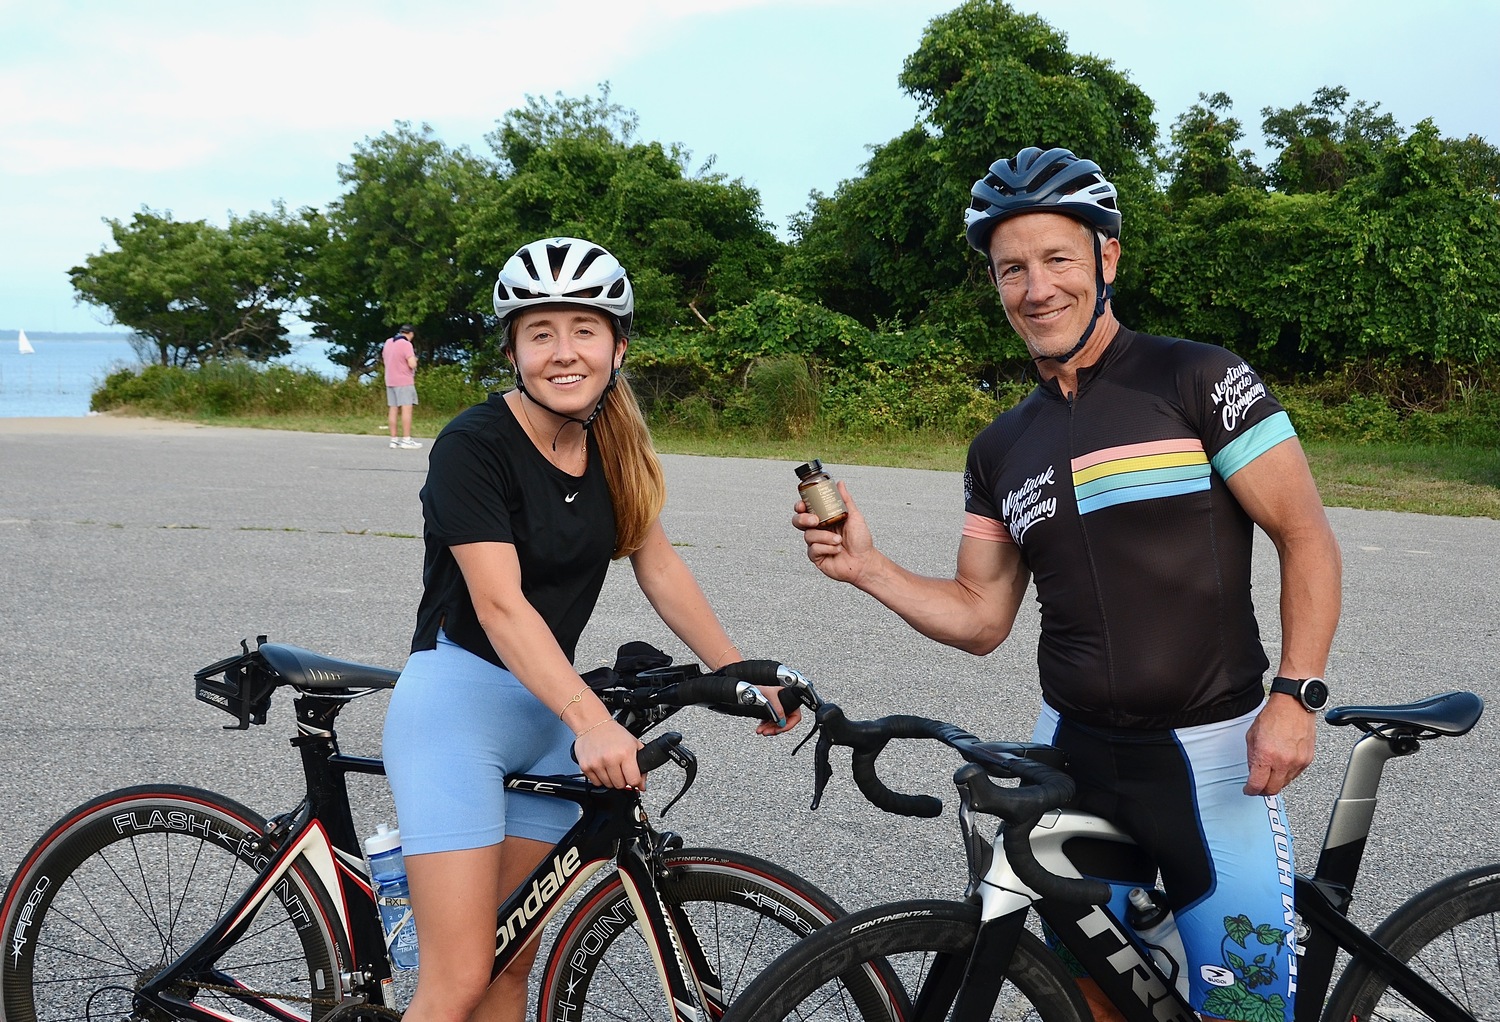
936, 722, 1477, 1022
135, 690, 713, 1022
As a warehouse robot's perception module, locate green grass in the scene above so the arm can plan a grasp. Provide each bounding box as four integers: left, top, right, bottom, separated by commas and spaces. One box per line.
1303, 442, 1500, 518
95, 408, 1499, 519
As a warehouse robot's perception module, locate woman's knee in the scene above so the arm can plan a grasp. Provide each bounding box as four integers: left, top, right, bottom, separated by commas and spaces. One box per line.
408, 957, 496, 1022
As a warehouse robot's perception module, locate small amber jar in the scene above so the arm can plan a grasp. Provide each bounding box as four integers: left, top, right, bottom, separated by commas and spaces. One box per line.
795, 459, 848, 526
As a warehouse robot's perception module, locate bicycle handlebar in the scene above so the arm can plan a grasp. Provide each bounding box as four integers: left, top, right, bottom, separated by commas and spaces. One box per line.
636, 732, 686, 774
809, 702, 1109, 905
597, 657, 822, 728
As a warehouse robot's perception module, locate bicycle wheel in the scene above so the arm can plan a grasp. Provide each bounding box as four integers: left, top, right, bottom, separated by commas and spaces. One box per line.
1323, 863, 1500, 1022
0, 785, 345, 1022
538, 848, 859, 1022
722, 899, 1089, 1022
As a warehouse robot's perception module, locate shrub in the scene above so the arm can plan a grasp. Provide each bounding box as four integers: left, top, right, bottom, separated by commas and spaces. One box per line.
721, 356, 819, 436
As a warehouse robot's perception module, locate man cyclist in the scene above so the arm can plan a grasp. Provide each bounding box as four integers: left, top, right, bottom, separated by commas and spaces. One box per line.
794, 147, 1341, 1022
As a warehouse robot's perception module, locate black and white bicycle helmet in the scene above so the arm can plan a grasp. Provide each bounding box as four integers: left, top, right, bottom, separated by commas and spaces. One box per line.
964, 147, 1121, 254
493, 236, 634, 337
963, 148, 1122, 365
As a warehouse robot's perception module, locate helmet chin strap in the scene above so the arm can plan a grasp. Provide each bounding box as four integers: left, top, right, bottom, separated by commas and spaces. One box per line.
513, 367, 621, 450
1034, 231, 1112, 367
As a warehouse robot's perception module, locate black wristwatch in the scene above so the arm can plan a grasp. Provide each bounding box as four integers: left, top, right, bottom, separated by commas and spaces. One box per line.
1270, 676, 1329, 712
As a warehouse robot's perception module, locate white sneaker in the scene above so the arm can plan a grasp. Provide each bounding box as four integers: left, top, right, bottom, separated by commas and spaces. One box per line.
389, 439, 401, 448
399, 438, 423, 449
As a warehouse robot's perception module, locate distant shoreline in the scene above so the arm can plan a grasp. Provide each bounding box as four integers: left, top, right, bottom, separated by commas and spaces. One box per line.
1, 331, 317, 342
2, 331, 131, 341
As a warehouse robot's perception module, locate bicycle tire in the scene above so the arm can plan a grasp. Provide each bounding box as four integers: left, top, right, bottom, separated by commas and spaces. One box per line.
721, 899, 1089, 1022
0, 785, 346, 1022
538, 848, 859, 1022
1322, 862, 1500, 1022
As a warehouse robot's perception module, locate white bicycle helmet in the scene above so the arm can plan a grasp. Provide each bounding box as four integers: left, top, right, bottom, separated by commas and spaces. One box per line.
964, 147, 1121, 253
493, 237, 634, 337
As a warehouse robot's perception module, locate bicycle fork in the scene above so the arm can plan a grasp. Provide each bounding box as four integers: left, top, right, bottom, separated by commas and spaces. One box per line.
611, 836, 717, 1020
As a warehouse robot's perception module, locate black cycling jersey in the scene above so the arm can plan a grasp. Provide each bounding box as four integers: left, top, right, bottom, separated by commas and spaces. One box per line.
964, 328, 1297, 729
412, 393, 616, 669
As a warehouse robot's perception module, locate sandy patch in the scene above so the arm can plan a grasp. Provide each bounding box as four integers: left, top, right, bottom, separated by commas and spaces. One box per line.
0, 414, 219, 436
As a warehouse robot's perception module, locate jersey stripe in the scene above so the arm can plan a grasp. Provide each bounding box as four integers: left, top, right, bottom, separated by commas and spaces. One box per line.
1071, 437, 1205, 472
1071, 439, 1212, 516
1077, 475, 1213, 515
1074, 462, 1212, 502
962, 512, 1013, 543
1211, 411, 1297, 479
1073, 450, 1207, 486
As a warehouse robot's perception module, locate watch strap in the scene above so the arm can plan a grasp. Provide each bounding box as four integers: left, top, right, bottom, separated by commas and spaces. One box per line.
1270, 675, 1327, 711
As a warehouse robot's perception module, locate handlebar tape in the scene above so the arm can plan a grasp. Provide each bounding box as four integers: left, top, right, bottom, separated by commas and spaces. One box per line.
819, 706, 952, 818
636, 732, 684, 774
850, 749, 943, 818
717, 659, 783, 686
661, 676, 753, 708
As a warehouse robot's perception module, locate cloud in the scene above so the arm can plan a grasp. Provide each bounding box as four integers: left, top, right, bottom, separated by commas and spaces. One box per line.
0, 0, 801, 176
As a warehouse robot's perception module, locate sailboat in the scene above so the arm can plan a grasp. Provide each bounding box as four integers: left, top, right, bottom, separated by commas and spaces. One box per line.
17, 329, 35, 354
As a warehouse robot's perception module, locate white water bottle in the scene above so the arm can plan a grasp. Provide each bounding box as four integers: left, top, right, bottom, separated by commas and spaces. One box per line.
1126, 887, 1189, 1001
364, 823, 419, 970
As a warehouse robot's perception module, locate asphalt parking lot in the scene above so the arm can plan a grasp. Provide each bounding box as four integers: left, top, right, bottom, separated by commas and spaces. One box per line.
2, 415, 1497, 929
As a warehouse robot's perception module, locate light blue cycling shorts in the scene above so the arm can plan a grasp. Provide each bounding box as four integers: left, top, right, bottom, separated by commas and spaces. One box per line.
382, 632, 582, 855
1034, 701, 1297, 1022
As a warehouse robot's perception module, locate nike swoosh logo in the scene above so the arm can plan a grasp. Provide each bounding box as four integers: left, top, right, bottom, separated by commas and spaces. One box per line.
565, 493, 578, 503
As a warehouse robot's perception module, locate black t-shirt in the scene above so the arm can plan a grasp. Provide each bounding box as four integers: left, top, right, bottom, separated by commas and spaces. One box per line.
411, 393, 617, 669
964, 328, 1297, 729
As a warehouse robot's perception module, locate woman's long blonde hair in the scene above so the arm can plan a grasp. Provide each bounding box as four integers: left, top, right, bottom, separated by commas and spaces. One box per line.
591, 368, 665, 559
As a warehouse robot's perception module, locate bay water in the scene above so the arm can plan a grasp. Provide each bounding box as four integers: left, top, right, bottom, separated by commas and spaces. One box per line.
0, 333, 344, 418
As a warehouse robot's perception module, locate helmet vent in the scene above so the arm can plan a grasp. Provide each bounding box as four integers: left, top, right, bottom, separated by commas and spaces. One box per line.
546, 244, 569, 281
607, 279, 626, 299
518, 249, 540, 280
573, 247, 605, 280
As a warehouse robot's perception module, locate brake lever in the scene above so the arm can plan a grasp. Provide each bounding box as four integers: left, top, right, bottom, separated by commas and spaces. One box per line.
791, 718, 820, 757
657, 742, 697, 817
809, 730, 834, 811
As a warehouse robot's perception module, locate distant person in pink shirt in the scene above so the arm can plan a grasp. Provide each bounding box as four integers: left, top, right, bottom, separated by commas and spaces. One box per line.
383, 325, 421, 449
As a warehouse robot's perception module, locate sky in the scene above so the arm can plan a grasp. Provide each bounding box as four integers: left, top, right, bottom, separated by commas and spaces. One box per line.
2, 0, 1497, 335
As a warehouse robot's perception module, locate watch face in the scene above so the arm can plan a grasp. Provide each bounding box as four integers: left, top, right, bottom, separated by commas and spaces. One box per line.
1302, 678, 1329, 710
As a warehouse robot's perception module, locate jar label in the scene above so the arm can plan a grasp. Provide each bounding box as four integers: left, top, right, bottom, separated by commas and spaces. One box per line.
804, 480, 846, 523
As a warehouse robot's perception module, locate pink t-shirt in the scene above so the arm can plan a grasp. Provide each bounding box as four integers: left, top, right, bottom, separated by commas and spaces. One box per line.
383, 337, 416, 387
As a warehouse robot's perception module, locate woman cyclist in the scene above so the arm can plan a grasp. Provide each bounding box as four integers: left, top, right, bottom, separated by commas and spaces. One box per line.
382, 236, 799, 1022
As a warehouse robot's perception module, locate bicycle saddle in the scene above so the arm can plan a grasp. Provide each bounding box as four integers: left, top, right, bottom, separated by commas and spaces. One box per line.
1324, 690, 1483, 736
258, 643, 400, 692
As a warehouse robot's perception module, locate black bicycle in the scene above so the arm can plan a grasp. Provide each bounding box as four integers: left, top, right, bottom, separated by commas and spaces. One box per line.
722, 690, 1492, 1022
0, 637, 878, 1022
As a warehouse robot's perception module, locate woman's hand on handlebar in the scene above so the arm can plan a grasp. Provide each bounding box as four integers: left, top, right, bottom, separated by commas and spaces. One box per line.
574, 718, 646, 790
756, 687, 802, 737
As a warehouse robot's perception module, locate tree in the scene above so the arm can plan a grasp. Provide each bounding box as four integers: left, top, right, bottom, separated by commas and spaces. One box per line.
1165, 93, 1265, 205
466, 86, 785, 338
1145, 119, 1500, 377
1261, 86, 1401, 194
1442, 133, 1500, 196
304, 122, 495, 374
781, 0, 1158, 366
70, 207, 309, 367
